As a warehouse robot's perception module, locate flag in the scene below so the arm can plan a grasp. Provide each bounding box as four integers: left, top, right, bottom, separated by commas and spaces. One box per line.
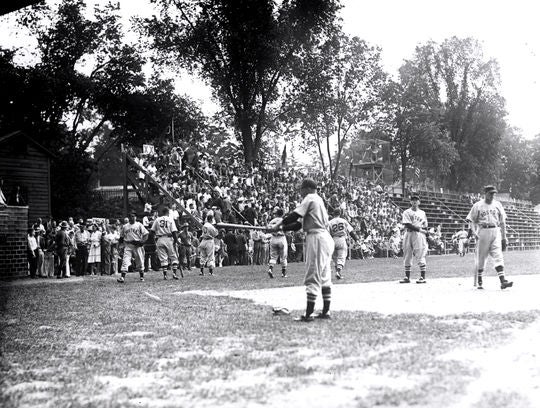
281, 144, 287, 168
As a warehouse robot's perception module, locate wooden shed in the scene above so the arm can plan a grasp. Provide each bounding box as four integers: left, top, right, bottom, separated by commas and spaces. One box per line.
0, 131, 56, 223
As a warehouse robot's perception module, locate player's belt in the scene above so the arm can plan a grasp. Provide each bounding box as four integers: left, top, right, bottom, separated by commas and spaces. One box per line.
480, 224, 497, 229
157, 234, 173, 238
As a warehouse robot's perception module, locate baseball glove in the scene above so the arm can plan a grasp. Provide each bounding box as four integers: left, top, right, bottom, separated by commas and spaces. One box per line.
272, 307, 290, 316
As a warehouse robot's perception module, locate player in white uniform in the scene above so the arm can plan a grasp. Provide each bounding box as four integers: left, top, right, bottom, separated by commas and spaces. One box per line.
454, 226, 469, 256
148, 206, 181, 280
267, 207, 289, 278
466, 185, 513, 290
399, 195, 428, 284
198, 214, 218, 275
269, 178, 334, 322
117, 211, 149, 283
328, 209, 360, 280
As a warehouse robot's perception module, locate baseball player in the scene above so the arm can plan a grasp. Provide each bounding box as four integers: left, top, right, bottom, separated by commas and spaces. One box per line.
399, 195, 428, 284
454, 226, 469, 256
269, 178, 334, 322
328, 209, 360, 280
148, 206, 182, 280
198, 214, 218, 275
117, 211, 149, 283
267, 207, 288, 278
466, 185, 513, 290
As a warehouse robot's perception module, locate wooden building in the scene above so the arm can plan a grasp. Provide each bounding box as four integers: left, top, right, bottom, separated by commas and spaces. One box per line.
0, 131, 56, 223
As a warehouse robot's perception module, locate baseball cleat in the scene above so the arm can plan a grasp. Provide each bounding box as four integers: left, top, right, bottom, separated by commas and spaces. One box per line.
399, 277, 410, 284
140, 277, 145, 282
501, 280, 513, 290
294, 315, 314, 322
272, 307, 290, 315
172, 274, 179, 280
281, 272, 287, 278
477, 285, 484, 290
116, 277, 125, 283
416, 277, 426, 284
268, 270, 274, 279
163, 274, 167, 280
315, 312, 331, 319
336, 271, 342, 280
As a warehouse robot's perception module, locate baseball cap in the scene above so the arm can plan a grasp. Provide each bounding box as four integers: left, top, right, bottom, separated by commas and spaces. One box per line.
484, 185, 497, 193
299, 178, 317, 190
410, 195, 420, 201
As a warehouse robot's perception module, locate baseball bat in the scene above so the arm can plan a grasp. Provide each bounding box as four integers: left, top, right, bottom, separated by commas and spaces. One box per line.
215, 223, 268, 231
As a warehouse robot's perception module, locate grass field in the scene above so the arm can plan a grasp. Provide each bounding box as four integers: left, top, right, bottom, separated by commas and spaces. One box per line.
1, 250, 539, 408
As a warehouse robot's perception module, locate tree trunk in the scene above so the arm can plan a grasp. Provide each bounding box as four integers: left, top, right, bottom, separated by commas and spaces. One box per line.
238, 114, 256, 166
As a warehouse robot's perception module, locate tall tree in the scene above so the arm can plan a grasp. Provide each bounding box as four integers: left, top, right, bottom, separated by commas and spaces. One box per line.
388, 60, 457, 193
143, 0, 340, 165
287, 34, 389, 179
407, 38, 507, 191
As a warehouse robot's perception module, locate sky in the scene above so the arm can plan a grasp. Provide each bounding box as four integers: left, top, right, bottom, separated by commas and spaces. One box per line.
1, 0, 539, 139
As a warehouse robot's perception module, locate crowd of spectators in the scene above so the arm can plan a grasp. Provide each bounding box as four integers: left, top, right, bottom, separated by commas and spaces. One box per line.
131, 142, 404, 263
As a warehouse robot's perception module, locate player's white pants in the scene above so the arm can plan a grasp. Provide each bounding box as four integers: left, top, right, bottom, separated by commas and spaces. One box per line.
475, 227, 504, 270
198, 238, 215, 268
156, 237, 179, 267
121, 244, 145, 272
304, 230, 334, 297
403, 231, 427, 267
332, 236, 347, 269
458, 238, 467, 255
269, 236, 288, 267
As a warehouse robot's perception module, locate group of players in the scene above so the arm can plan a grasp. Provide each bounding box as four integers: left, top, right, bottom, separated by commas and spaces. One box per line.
116, 179, 514, 321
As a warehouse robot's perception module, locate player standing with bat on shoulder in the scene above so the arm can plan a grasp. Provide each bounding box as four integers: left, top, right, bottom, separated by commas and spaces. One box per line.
466, 185, 513, 290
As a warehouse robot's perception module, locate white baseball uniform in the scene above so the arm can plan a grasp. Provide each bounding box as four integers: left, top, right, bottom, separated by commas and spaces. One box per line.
294, 193, 334, 296
120, 221, 148, 272
455, 230, 469, 255
466, 199, 506, 270
328, 217, 353, 270
198, 222, 218, 268
402, 208, 428, 267
268, 217, 287, 267
151, 216, 179, 267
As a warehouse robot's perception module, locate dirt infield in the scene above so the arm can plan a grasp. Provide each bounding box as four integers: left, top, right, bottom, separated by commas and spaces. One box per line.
184, 274, 540, 316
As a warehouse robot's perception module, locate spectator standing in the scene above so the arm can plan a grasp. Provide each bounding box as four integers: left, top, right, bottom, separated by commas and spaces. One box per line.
27, 228, 38, 278
75, 221, 90, 276
87, 225, 102, 275
55, 221, 71, 279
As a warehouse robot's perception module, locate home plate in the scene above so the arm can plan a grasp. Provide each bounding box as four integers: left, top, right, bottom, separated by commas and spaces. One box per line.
184, 274, 540, 316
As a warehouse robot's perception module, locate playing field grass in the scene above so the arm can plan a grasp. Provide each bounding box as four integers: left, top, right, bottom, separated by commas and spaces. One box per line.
1, 250, 539, 408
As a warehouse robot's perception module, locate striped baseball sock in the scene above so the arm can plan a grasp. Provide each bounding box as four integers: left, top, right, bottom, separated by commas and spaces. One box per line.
322, 287, 331, 315
419, 264, 426, 279
495, 265, 505, 282
306, 293, 316, 317
404, 266, 411, 279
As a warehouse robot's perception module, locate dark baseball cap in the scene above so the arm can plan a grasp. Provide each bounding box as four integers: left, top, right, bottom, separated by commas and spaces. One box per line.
299, 178, 317, 190
484, 185, 497, 193
410, 195, 420, 201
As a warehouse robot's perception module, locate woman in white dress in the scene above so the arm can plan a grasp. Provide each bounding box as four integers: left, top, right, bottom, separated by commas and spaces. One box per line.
88, 225, 102, 275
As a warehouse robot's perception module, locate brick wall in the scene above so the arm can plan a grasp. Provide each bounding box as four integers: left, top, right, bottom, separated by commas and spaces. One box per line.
0, 205, 28, 279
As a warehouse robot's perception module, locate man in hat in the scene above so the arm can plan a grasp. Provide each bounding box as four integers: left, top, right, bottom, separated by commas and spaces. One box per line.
466, 185, 513, 290
148, 206, 181, 280
328, 208, 361, 280
178, 222, 194, 270
74, 220, 90, 276
268, 178, 334, 322
55, 221, 72, 279
117, 211, 149, 283
399, 195, 428, 284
